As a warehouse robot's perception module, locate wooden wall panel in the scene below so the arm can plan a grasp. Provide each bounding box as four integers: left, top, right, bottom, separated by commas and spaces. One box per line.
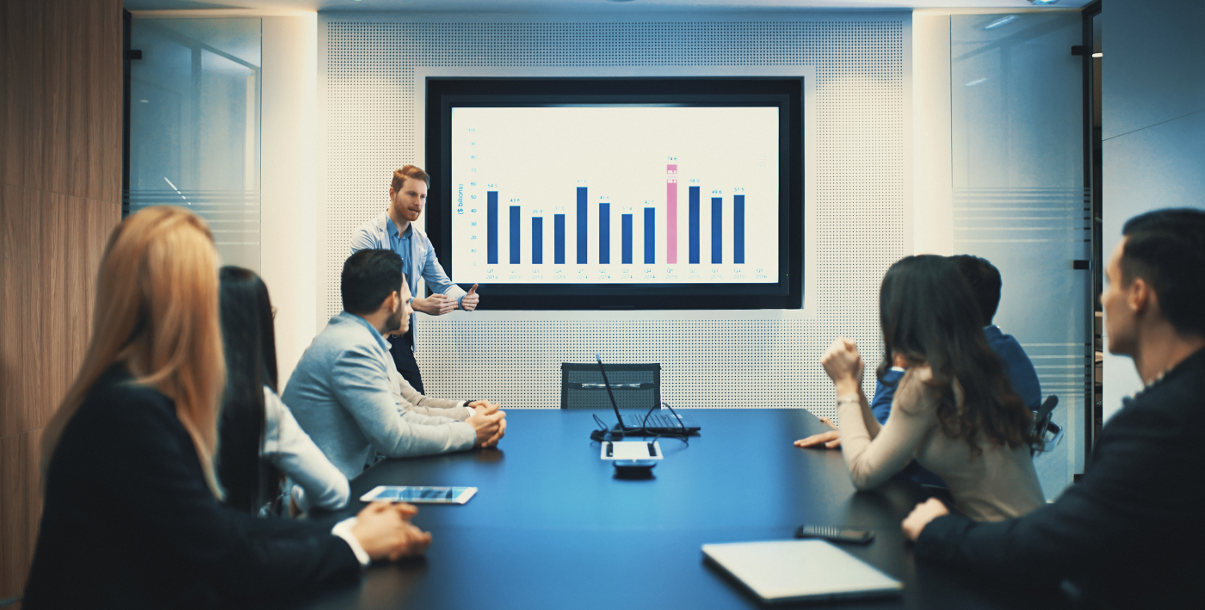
0, 184, 31, 440
0, 429, 44, 601
0, 0, 123, 602
2, 1, 39, 188
38, 0, 123, 202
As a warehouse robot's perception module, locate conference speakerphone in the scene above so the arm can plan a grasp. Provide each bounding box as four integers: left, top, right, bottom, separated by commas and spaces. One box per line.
601, 440, 662, 476
600, 440, 662, 460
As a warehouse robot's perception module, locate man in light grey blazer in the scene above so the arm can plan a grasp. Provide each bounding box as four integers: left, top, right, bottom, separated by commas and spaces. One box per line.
350, 165, 479, 394
284, 249, 505, 478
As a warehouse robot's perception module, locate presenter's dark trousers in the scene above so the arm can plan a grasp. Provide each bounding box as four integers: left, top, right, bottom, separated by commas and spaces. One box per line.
388, 331, 424, 394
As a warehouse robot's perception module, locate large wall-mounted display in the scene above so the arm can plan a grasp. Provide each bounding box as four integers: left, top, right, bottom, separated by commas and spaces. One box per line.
425, 77, 803, 309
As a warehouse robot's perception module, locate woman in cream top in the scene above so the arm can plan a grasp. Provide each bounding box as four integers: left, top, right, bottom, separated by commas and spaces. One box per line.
824, 255, 1044, 522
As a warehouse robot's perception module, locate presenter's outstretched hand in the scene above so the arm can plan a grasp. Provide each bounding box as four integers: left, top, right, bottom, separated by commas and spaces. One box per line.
901, 498, 949, 542
460, 284, 480, 311
352, 501, 432, 561
794, 416, 842, 449
467, 408, 506, 448
414, 294, 457, 316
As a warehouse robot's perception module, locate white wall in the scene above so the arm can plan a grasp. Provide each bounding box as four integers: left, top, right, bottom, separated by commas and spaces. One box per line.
911, 12, 953, 255
317, 13, 911, 414
261, 14, 318, 386
1100, 0, 1205, 422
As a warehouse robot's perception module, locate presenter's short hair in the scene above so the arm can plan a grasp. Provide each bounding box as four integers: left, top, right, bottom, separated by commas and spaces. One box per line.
391, 165, 430, 191
341, 249, 405, 315
1120, 208, 1205, 338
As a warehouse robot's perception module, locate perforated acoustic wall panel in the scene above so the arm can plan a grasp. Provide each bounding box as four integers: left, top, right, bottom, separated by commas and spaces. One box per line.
321, 14, 907, 418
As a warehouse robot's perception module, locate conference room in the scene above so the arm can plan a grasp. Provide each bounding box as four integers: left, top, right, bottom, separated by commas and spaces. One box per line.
3, 0, 1203, 607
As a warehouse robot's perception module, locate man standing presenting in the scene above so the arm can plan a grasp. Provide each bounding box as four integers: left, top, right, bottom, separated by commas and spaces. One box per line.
351, 165, 479, 393
285, 249, 504, 478
901, 208, 1205, 607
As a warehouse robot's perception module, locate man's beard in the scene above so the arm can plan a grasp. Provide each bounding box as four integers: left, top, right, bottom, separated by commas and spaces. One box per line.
384, 306, 406, 335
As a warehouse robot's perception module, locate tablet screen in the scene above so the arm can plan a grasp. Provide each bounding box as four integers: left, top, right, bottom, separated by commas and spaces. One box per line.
359, 485, 478, 504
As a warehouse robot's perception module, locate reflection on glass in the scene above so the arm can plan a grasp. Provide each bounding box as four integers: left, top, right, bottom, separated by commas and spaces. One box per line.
127, 18, 262, 270
950, 12, 1089, 500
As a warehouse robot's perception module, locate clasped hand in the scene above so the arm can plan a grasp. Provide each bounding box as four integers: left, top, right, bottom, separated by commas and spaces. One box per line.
467, 401, 506, 448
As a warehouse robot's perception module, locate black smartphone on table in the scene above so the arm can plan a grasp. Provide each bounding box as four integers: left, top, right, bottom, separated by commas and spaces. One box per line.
794, 524, 874, 544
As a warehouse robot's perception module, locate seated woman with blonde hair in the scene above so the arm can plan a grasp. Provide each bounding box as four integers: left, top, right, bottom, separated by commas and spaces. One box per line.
24, 206, 429, 608
821, 255, 1043, 521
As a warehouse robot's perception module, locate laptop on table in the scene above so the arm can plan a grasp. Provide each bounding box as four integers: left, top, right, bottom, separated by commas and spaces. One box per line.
702, 539, 903, 604
594, 355, 700, 436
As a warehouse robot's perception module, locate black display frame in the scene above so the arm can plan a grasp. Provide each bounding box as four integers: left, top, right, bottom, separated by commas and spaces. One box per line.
424, 76, 803, 310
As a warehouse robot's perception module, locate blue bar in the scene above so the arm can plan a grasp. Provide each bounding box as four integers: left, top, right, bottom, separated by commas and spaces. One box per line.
643, 207, 655, 264
711, 197, 722, 264
621, 214, 633, 264
576, 187, 588, 264
734, 195, 745, 264
599, 203, 611, 264
554, 214, 565, 264
532, 217, 543, 264
688, 186, 700, 264
487, 191, 498, 265
509, 206, 520, 264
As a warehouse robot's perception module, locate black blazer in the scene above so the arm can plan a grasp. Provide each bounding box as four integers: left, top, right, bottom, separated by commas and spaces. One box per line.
916, 348, 1205, 608
23, 366, 361, 609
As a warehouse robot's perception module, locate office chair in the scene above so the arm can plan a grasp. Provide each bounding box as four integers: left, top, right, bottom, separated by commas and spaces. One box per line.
560, 362, 660, 410
1032, 395, 1063, 455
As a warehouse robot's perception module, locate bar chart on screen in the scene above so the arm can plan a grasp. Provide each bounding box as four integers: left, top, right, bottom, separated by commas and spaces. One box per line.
450, 106, 780, 285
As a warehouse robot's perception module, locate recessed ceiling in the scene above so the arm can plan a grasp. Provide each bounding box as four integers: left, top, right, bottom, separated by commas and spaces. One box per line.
124, 0, 1093, 14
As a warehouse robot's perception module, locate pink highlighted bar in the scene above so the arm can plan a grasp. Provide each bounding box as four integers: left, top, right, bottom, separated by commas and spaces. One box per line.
667, 164, 678, 264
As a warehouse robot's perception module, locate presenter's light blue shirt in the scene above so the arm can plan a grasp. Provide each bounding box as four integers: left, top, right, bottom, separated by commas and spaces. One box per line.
386, 219, 461, 306
349, 213, 467, 308
387, 220, 414, 292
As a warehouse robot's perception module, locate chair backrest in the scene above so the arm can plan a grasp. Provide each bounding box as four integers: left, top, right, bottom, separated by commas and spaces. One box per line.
561, 362, 660, 410
1031, 395, 1063, 454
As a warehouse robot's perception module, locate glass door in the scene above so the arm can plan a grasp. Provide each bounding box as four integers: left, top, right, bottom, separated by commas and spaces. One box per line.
950, 12, 1090, 498
127, 17, 262, 270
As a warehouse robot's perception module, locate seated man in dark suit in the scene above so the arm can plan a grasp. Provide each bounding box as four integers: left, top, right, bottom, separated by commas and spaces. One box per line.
949, 254, 1041, 410
902, 208, 1205, 608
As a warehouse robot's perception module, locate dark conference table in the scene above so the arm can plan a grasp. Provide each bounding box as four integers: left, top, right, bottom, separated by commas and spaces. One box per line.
303, 409, 1063, 609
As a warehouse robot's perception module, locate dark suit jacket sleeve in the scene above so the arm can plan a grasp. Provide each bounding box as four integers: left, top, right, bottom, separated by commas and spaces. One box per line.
915, 385, 1196, 587
95, 383, 361, 599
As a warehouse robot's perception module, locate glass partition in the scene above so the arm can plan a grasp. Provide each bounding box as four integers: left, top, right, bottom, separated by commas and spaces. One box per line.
127, 17, 262, 270
950, 12, 1089, 498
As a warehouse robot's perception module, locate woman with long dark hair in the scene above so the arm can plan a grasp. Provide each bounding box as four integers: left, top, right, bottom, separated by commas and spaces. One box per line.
823, 255, 1043, 521
218, 266, 349, 514
25, 207, 430, 608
